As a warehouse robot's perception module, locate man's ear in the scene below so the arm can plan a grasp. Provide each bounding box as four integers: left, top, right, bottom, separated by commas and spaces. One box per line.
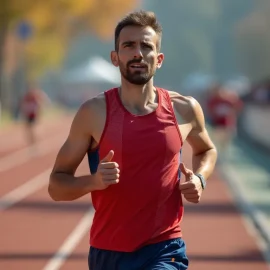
156, 53, 164, 69
111, 51, 119, 67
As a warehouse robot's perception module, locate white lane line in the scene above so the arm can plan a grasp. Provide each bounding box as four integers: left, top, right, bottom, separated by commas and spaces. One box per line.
0, 169, 51, 211
43, 209, 94, 270
242, 215, 270, 269
0, 133, 65, 172
220, 163, 270, 267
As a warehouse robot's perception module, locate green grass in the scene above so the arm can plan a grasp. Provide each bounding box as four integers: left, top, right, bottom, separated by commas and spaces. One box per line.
0, 110, 13, 128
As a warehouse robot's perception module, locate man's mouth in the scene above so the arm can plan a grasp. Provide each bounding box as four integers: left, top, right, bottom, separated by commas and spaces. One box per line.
129, 63, 147, 70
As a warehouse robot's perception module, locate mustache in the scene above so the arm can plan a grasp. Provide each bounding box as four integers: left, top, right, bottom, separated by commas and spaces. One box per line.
127, 59, 147, 67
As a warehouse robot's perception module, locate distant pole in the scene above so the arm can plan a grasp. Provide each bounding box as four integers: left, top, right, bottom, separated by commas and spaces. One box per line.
13, 20, 33, 118
0, 0, 8, 112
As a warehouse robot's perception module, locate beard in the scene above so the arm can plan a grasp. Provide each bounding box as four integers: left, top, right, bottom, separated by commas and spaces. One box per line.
119, 59, 155, 85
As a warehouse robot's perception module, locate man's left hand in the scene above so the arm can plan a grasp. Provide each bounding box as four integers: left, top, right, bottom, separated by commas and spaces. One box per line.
179, 163, 203, 204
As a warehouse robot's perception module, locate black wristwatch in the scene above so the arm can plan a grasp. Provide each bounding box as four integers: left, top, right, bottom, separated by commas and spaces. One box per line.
195, 173, 206, 190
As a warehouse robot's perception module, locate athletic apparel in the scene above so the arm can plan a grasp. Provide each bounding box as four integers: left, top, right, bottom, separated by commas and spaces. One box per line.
21, 90, 40, 119
207, 94, 242, 128
88, 238, 188, 270
25, 114, 36, 124
88, 87, 183, 252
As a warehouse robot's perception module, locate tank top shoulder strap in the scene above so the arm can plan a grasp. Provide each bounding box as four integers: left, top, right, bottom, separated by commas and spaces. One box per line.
157, 87, 183, 147
103, 87, 120, 117
156, 87, 174, 114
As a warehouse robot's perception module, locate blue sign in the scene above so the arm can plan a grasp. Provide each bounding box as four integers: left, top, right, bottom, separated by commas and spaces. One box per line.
17, 21, 33, 40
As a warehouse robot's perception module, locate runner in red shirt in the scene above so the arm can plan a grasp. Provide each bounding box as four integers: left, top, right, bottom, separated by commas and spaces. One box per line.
20, 85, 49, 145
207, 83, 243, 158
48, 10, 217, 270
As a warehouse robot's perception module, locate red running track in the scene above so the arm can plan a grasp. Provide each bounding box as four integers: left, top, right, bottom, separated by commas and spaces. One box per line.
0, 115, 268, 270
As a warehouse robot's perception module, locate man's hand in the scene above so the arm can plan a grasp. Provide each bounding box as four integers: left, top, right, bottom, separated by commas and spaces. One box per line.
93, 150, 120, 190
179, 163, 203, 203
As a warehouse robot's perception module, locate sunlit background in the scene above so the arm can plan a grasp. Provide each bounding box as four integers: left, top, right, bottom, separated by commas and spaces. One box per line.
0, 0, 269, 269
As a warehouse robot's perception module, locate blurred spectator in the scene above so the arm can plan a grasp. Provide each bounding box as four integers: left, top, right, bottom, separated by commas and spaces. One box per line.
252, 81, 270, 104
20, 82, 50, 146
243, 78, 270, 105
206, 83, 243, 159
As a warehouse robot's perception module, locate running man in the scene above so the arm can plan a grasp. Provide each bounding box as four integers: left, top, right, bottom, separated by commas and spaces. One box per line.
20, 84, 50, 145
206, 83, 243, 159
48, 10, 217, 270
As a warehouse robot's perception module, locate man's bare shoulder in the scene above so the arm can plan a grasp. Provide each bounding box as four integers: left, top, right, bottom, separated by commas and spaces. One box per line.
167, 90, 199, 117
82, 92, 106, 110
71, 92, 106, 132
77, 92, 106, 116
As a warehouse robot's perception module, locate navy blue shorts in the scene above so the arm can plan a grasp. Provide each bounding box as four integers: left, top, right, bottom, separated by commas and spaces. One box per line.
88, 238, 188, 270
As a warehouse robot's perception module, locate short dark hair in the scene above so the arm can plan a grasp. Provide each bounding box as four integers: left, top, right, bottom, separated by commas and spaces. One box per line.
114, 10, 162, 51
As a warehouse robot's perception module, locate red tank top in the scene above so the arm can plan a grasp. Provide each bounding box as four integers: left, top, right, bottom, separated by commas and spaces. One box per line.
22, 92, 39, 117
89, 87, 183, 252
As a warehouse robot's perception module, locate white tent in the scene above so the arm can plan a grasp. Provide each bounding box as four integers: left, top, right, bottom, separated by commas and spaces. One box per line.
61, 56, 121, 85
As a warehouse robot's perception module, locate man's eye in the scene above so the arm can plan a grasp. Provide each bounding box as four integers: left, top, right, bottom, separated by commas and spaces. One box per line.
143, 44, 152, 49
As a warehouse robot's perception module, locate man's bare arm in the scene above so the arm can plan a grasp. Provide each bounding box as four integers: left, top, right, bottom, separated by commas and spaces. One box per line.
48, 101, 98, 201
185, 97, 217, 180
172, 93, 217, 180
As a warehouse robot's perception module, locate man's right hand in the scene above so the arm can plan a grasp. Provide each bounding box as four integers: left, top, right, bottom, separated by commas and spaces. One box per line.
93, 150, 120, 190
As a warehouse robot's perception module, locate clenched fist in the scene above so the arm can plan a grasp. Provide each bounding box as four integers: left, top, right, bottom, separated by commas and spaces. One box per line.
179, 163, 203, 204
93, 150, 120, 190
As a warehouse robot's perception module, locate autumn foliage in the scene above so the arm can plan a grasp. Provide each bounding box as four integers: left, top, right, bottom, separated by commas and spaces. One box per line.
1, 0, 140, 79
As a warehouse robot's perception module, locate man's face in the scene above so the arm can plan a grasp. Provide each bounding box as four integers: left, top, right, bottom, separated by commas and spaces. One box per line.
111, 26, 164, 85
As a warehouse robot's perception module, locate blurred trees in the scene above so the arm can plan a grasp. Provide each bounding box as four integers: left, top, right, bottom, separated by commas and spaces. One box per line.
0, 0, 139, 112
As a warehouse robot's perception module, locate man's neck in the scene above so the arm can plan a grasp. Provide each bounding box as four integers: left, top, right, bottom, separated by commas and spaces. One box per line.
119, 80, 157, 111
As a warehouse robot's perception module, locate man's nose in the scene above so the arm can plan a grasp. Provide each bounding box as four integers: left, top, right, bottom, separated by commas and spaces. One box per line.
133, 46, 143, 58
